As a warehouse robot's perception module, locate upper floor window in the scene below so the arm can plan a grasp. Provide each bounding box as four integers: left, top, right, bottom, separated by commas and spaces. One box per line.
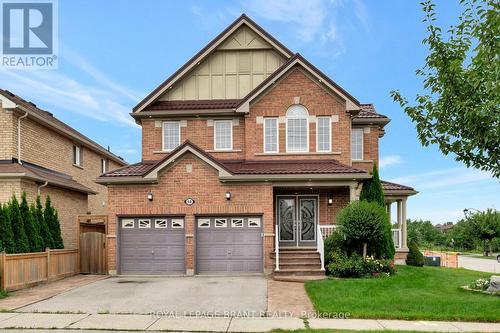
351, 128, 364, 160
101, 159, 107, 174
162, 121, 180, 151
214, 120, 232, 151
264, 118, 279, 153
316, 117, 331, 152
73, 145, 81, 166
286, 105, 309, 152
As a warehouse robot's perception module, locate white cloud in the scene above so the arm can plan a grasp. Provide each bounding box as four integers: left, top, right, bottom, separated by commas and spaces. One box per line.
379, 155, 403, 168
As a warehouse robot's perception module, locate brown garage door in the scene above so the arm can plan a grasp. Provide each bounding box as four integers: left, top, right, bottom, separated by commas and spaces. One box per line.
119, 217, 185, 275
196, 216, 263, 274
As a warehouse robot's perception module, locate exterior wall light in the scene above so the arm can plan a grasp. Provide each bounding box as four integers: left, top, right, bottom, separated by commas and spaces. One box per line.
225, 192, 231, 200
328, 197, 333, 206
147, 191, 153, 201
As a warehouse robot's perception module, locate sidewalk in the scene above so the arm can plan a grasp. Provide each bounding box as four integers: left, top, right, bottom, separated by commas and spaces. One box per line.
0, 312, 499, 332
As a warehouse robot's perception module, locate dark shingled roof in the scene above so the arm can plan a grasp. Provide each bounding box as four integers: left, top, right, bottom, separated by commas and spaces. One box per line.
100, 161, 157, 177
382, 180, 417, 194
144, 99, 240, 111
0, 159, 96, 194
358, 104, 388, 119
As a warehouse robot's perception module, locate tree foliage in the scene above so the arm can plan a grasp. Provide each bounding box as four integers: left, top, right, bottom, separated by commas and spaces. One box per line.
406, 241, 425, 267
44, 195, 64, 249
8, 195, 29, 253
0, 204, 15, 253
467, 209, 500, 252
391, 0, 500, 177
360, 163, 385, 207
35, 195, 53, 249
20, 192, 42, 252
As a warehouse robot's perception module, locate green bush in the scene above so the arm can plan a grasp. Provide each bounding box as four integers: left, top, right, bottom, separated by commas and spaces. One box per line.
0, 204, 15, 253
327, 251, 395, 278
406, 241, 425, 266
359, 163, 385, 207
8, 195, 29, 253
20, 192, 42, 252
324, 231, 345, 272
44, 195, 64, 249
337, 201, 390, 258
35, 195, 53, 249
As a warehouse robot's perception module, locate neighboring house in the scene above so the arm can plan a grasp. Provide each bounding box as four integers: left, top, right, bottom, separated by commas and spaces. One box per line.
0, 89, 127, 249
97, 14, 417, 276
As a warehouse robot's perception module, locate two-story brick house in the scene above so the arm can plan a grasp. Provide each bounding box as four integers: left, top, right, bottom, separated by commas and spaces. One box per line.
0, 89, 127, 249
97, 14, 417, 276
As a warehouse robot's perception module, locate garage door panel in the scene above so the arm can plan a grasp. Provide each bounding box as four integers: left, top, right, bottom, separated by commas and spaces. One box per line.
119, 217, 185, 275
196, 216, 263, 274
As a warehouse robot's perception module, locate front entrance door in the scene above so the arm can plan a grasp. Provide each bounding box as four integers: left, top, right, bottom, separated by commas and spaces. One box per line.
277, 196, 318, 247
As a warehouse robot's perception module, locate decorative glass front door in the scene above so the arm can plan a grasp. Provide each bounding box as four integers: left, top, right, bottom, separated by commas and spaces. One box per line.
277, 196, 317, 247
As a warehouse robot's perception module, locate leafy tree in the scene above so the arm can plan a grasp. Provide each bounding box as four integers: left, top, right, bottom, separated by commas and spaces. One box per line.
446, 219, 477, 251
0, 204, 15, 253
407, 219, 446, 247
468, 209, 500, 255
360, 163, 385, 207
44, 195, 64, 249
406, 241, 425, 267
35, 195, 53, 249
19, 192, 42, 252
391, 0, 500, 177
8, 195, 29, 253
337, 201, 389, 258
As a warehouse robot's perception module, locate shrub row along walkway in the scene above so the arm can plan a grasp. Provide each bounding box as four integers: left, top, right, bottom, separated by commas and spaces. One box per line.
0, 312, 499, 332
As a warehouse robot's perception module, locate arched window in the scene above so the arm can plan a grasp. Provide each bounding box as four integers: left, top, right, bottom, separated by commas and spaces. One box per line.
286, 105, 309, 152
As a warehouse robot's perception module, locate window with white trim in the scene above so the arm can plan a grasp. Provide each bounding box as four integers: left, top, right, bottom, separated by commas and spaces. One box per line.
248, 218, 261, 227
215, 218, 227, 228
121, 219, 134, 228
286, 105, 309, 152
198, 218, 210, 228
351, 128, 364, 160
138, 219, 151, 228
214, 120, 232, 151
73, 145, 81, 166
316, 117, 331, 152
171, 219, 184, 229
155, 219, 167, 228
263, 118, 278, 153
231, 218, 243, 228
162, 121, 180, 151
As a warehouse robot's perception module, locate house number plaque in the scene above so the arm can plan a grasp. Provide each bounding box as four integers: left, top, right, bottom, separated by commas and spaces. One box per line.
184, 198, 195, 206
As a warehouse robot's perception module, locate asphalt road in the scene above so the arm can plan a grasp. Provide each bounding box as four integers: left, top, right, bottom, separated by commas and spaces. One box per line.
458, 255, 500, 273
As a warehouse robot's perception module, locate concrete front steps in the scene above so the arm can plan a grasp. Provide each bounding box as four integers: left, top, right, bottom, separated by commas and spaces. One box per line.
271, 248, 326, 281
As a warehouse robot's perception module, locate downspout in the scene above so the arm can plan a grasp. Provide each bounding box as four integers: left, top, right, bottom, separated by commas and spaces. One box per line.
17, 111, 28, 165
37, 181, 48, 195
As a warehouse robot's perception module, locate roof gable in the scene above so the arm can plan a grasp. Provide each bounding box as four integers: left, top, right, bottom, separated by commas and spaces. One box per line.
133, 14, 293, 113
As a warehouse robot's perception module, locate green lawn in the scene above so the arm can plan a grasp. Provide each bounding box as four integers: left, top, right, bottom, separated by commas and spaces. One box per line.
305, 266, 498, 322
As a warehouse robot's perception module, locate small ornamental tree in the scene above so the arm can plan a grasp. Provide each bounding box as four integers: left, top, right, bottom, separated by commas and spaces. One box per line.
9, 195, 29, 253
0, 204, 15, 253
20, 192, 42, 252
406, 241, 425, 267
35, 195, 53, 249
337, 201, 387, 258
44, 195, 64, 249
30, 203, 44, 252
360, 163, 385, 207
469, 209, 500, 256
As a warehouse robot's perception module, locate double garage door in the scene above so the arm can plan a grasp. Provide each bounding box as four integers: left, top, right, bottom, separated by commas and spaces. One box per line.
118, 216, 263, 275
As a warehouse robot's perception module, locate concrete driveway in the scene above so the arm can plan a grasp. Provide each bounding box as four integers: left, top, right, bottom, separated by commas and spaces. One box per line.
19, 276, 268, 315
459, 255, 500, 273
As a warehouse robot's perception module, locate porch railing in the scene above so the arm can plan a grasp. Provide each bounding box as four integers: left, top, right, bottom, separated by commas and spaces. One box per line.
317, 227, 326, 271
275, 223, 280, 271
319, 225, 337, 240
392, 228, 402, 248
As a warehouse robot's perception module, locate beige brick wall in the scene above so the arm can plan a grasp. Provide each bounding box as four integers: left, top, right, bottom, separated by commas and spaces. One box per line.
0, 107, 16, 160
0, 179, 87, 249
7, 114, 122, 214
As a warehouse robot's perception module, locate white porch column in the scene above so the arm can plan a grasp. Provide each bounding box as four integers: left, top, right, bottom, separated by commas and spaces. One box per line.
396, 200, 402, 228
402, 198, 408, 248
386, 202, 392, 224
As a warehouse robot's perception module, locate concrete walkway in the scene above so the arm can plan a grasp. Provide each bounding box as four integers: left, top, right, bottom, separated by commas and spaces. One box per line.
0, 275, 107, 311
0, 313, 499, 332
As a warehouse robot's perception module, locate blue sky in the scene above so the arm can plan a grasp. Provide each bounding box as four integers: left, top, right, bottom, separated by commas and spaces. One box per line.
1, 0, 498, 223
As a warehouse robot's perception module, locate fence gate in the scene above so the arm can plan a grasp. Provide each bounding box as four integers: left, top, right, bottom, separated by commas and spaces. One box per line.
80, 232, 106, 274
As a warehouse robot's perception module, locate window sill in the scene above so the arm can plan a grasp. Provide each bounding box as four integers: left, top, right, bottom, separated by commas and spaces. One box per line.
206, 149, 242, 153
72, 164, 83, 169
352, 159, 373, 163
255, 152, 341, 156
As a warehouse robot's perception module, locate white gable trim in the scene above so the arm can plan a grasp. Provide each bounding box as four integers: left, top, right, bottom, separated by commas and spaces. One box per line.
134, 18, 293, 114
144, 145, 232, 179
0, 95, 17, 108
236, 58, 360, 113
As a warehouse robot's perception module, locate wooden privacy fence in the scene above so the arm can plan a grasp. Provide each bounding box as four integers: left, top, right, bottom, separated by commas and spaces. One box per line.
80, 232, 106, 274
0, 248, 78, 291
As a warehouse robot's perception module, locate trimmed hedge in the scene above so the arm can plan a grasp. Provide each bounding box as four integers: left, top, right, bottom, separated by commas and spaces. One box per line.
406, 241, 425, 266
